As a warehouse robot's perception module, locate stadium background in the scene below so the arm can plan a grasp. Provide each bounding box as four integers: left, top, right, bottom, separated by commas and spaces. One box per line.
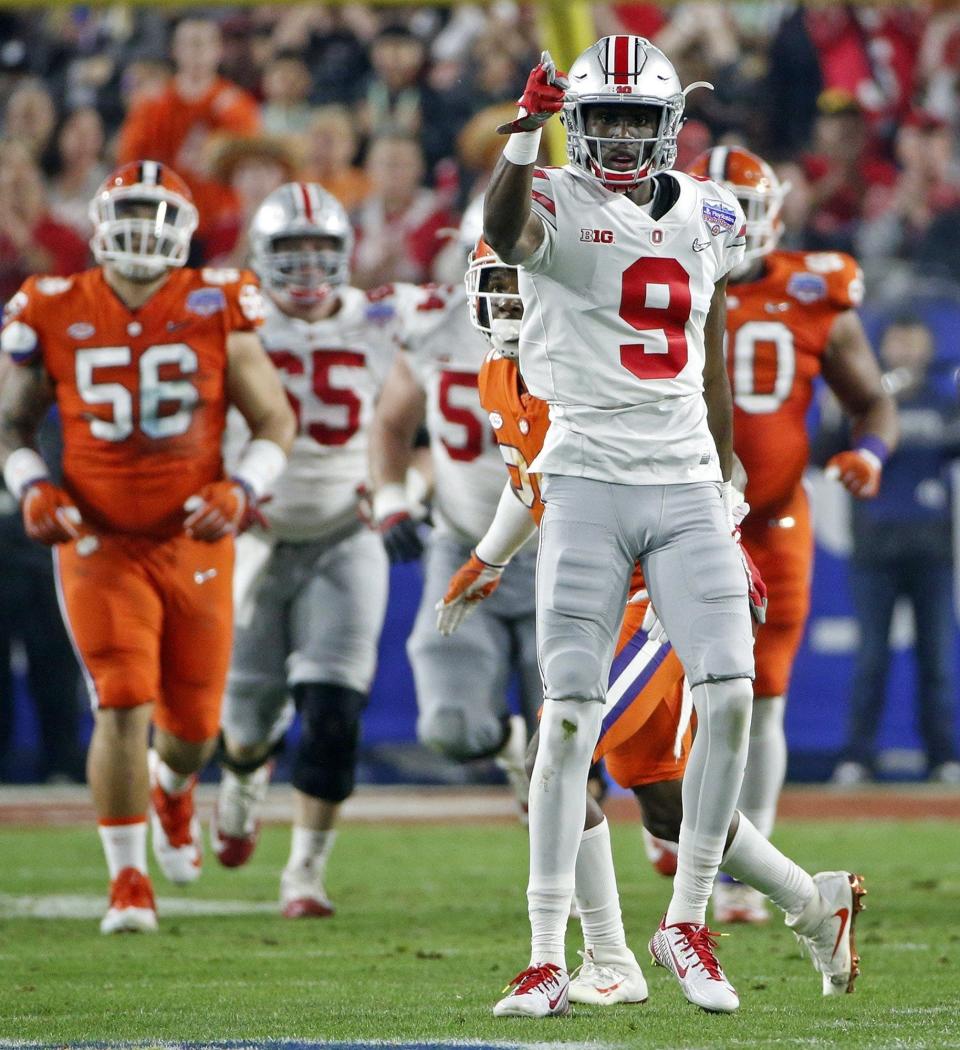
2, 0, 960, 784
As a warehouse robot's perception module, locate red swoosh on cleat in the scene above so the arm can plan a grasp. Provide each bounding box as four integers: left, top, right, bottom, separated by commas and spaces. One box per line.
832, 908, 850, 959
547, 990, 565, 1010
665, 941, 688, 978
597, 981, 623, 995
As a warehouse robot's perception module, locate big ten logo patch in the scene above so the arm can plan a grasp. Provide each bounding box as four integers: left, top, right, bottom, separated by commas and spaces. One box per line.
580, 228, 616, 244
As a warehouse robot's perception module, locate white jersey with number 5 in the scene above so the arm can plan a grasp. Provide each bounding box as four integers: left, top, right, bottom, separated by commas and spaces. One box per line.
227, 288, 400, 541
520, 166, 746, 485
395, 283, 509, 545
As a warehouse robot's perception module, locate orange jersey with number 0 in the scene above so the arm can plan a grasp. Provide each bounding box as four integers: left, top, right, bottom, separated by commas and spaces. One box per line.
727, 249, 863, 516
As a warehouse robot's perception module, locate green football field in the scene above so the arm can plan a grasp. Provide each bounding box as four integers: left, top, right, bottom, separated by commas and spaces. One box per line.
2, 816, 959, 1049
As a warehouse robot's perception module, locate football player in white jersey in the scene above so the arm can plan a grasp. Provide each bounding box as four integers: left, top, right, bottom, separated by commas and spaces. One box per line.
368, 202, 535, 813
212, 183, 399, 917
485, 37, 755, 1015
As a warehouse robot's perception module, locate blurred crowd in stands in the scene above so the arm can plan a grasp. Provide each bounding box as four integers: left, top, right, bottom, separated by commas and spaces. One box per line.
1, 2, 960, 302
3, 1, 960, 783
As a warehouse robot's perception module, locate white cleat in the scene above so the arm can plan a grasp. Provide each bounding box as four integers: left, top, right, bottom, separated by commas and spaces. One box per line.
790, 871, 866, 995
713, 878, 769, 924
100, 867, 158, 934
649, 917, 739, 1013
568, 949, 648, 1005
148, 749, 202, 885
280, 863, 335, 918
211, 763, 272, 868
495, 714, 529, 824
493, 962, 569, 1017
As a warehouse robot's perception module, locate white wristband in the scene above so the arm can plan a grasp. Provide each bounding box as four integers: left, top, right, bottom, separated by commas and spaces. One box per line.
3, 447, 49, 502
373, 482, 410, 522
233, 438, 287, 500
503, 126, 542, 166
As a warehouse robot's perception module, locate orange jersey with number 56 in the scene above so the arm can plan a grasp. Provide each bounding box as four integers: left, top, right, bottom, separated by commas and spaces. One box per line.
2, 267, 264, 537
726, 249, 863, 516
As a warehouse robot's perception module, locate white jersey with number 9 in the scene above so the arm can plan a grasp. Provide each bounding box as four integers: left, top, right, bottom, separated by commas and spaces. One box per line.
519, 166, 746, 485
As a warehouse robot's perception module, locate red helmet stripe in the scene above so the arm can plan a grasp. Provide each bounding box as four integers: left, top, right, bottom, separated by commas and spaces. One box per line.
613, 35, 630, 84
298, 182, 313, 222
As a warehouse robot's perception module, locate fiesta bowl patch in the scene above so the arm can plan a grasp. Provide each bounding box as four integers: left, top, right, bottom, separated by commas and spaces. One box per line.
787, 272, 827, 304
187, 288, 226, 316
702, 198, 736, 235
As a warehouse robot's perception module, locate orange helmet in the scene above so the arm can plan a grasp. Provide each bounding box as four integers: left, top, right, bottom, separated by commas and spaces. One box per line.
88, 161, 199, 281
464, 237, 522, 356
688, 146, 789, 269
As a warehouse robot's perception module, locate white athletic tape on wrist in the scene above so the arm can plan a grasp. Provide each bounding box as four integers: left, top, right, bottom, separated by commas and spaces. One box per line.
233, 438, 287, 500
503, 126, 542, 165
373, 482, 410, 522
3, 447, 49, 502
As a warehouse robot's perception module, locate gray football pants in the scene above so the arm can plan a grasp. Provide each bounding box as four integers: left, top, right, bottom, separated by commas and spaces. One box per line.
536, 474, 755, 702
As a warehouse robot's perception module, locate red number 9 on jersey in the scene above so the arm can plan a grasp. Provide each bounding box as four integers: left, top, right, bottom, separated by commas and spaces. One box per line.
619, 257, 692, 380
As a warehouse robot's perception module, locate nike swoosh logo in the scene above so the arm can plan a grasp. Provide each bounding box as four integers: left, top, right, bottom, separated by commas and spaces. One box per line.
547, 989, 565, 1009
692, 239, 711, 252
167, 320, 190, 332
596, 981, 623, 995
665, 940, 688, 978
832, 907, 850, 958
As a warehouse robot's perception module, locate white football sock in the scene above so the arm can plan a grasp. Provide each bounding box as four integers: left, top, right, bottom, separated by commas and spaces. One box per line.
736, 695, 787, 838
98, 820, 148, 880
574, 818, 634, 962
288, 826, 336, 875
720, 812, 815, 918
155, 757, 193, 795
666, 677, 752, 925
528, 698, 603, 968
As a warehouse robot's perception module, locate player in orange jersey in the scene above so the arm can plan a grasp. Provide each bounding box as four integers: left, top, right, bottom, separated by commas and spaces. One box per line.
437, 239, 867, 1001
0, 161, 295, 933
687, 146, 898, 924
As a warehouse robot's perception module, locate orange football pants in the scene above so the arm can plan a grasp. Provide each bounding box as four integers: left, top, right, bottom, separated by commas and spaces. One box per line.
54, 531, 234, 742
740, 485, 813, 698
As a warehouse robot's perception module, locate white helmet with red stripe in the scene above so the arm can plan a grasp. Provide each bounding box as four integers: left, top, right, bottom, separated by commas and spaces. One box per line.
250, 182, 354, 309
89, 160, 198, 281
562, 35, 711, 190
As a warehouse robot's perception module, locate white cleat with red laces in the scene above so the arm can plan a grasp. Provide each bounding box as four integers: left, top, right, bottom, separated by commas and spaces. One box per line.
568, 948, 648, 1005
148, 749, 202, 885
789, 871, 866, 995
100, 867, 158, 934
493, 962, 570, 1017
649, 917, 739, 1013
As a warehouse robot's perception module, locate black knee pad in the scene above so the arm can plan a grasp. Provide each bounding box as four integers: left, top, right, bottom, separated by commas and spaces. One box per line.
216, 731, 284, 776
291, 682, 367, 803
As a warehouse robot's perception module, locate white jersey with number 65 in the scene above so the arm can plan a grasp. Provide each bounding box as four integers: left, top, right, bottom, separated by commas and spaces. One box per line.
395, 283, 510, 546
520, 165, 746, 486
226, 288, 400, 542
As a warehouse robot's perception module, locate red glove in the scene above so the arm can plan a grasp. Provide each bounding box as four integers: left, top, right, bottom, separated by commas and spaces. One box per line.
735, 535, 768, 626
435, 552, 505, 636
21, 480, 84, 545
183, 480, 268, 541
496, 50, 569, 134
825, 448, 883, 499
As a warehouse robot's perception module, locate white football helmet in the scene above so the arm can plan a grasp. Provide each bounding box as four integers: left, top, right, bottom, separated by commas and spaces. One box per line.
89, 161, 198, 281
562, 35, 711, 190
250, 182, 354, 309
464, 237, 522, 358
